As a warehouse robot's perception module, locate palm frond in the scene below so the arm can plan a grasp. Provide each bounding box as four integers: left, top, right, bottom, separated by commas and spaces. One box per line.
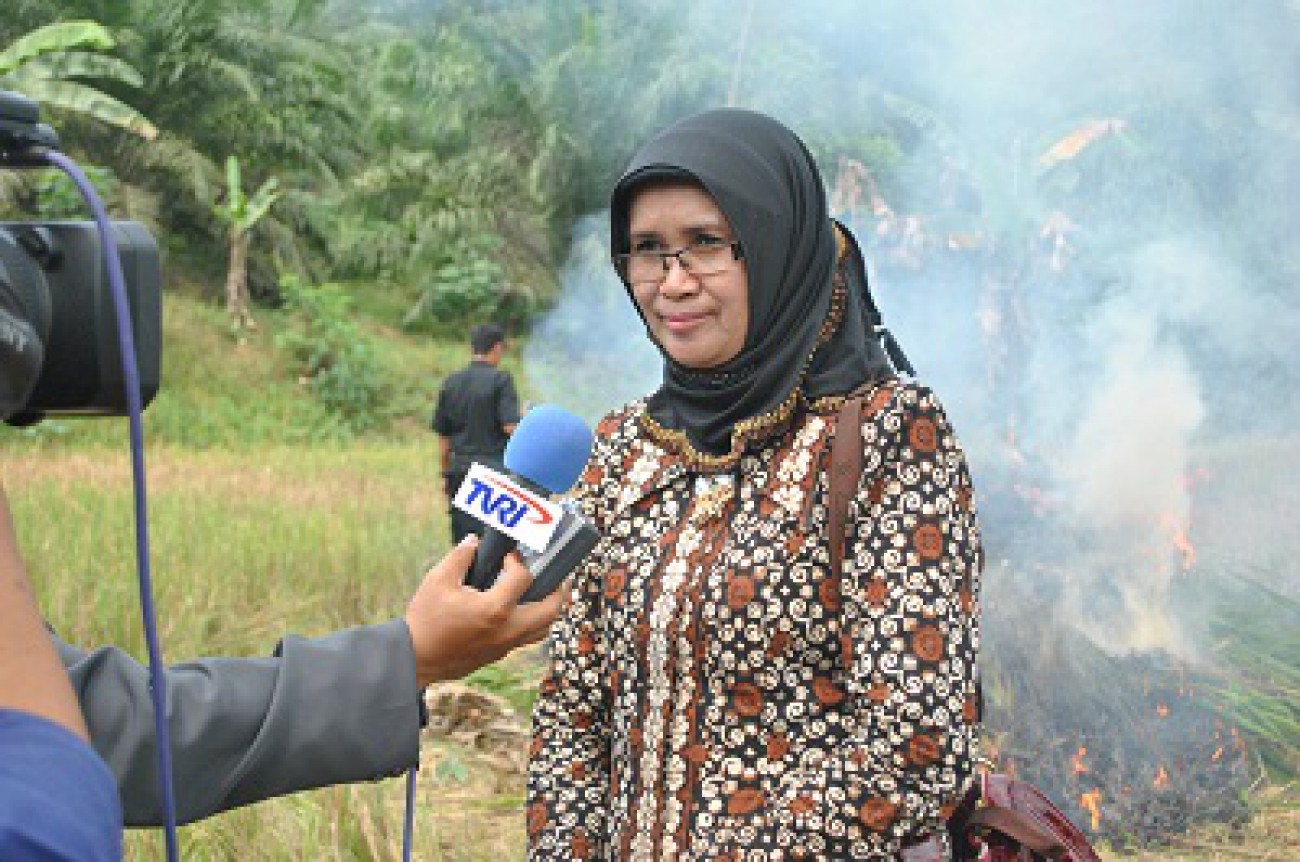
16, 50, 145, 88
881, 93, 963, 160
0, 20, 113, 76
9, 77, 157, 139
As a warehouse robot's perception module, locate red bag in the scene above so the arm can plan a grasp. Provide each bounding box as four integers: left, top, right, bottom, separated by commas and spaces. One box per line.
963, 772, 1102, 861
901, 771, 1102, 861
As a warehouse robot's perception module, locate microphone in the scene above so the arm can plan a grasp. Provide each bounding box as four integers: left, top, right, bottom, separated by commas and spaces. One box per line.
455, 404, 598, 602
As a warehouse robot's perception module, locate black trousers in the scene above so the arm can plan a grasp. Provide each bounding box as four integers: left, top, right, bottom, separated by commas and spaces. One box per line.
443, 470, 484, 544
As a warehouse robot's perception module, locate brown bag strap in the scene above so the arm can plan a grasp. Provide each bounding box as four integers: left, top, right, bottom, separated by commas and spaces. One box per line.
827, 392, 865, 574
825, 381, 896, 573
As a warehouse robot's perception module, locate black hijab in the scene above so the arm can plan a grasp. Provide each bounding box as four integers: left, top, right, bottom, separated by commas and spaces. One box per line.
611, 108, 893, 458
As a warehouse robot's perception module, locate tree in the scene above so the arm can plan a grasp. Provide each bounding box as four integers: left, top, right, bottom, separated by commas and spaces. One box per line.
0, 20, 155, 139
213, 155, 280, 331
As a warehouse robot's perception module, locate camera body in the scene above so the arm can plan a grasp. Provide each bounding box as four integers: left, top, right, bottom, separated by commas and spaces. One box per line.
0, 222, 161, 424
0, 90, 162, 425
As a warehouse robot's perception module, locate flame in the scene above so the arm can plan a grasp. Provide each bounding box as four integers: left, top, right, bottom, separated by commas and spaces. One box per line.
1156, 703, 1170, 718
1212, 746, 1224, 762
1038, 118, 1127, 169
1172, 528, 1196, 570
1079, 790, 1102, 830
1072, 745, 1089, 775
1159, 512, 1197, 570
1153, 765, 1170, 788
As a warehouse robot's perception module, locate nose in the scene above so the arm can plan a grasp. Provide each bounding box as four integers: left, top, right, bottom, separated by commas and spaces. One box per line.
657, 254, 697, 297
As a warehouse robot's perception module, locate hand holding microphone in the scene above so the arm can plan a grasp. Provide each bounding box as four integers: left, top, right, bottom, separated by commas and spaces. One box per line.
403, 535, 562, 687
454, 404, 599, 602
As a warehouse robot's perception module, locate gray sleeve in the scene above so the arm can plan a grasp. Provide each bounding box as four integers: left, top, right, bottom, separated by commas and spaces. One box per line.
58, 620, 422, 827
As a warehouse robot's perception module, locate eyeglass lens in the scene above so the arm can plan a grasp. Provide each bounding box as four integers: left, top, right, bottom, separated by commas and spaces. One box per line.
624, 242, 733, 283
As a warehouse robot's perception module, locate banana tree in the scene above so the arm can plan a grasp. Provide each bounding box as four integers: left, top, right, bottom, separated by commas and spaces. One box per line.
213, 155, 280, 330
0, 20, 156, 140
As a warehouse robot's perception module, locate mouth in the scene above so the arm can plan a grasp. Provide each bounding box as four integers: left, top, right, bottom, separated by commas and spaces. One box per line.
659, 311, 711, 333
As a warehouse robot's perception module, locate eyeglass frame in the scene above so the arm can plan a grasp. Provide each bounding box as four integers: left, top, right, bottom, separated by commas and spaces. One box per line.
613, 239, 745, 287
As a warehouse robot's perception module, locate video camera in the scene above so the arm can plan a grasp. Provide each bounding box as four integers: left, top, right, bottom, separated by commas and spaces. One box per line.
0, 90, 161, 426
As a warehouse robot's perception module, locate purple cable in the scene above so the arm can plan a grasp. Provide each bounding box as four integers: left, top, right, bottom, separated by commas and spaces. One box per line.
403, 765, 417, 861
39, 149, 180, 861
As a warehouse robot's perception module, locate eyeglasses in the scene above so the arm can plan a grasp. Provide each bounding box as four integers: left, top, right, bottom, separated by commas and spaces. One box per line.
614, 238, 744, 286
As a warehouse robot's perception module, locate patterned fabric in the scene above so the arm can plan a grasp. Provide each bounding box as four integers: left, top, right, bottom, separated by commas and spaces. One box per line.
527, 379, 983, 860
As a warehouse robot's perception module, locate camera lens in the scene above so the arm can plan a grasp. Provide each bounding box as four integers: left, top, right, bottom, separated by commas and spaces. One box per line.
0, 227, 51, 343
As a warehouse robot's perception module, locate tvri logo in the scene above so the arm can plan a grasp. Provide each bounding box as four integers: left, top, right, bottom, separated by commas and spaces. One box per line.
453, 463, 563, 551
465, 475, 553, 528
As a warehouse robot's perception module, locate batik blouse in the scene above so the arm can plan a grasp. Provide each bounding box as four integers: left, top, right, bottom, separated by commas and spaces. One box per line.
527, 379, 984, 860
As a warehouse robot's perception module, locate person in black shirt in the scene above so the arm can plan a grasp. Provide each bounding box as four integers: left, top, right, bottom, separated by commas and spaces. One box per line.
432, 323, 522, 543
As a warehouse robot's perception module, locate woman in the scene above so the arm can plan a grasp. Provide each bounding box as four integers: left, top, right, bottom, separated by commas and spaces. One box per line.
528, 109, 983, 860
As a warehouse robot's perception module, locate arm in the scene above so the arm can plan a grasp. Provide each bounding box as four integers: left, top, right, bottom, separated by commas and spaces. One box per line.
433, 383, 458, 483
439, 434, 452, 476
766, 383, 983, 855
432, 381, 457, 447
0, 486, 88, 739
525, 558, 611, 857
1, 485, 122, 859
59, 620, 422, 827
63, 537, 560, 827
526, 416, 618, 858
498, 372, 521, 437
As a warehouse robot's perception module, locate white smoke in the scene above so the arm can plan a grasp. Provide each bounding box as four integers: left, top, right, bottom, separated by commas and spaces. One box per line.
520, 0, 1300, 660
522, 214, 659, 425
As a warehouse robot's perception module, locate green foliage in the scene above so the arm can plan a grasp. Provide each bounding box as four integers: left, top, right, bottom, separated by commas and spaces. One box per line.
275, 275, 394, 435
317, 19, 562, 324
433, 751, 471, 785
463, 660, 542, 718
1200, 578, 1300, 781
404, 233, 532, 334
0, 20, 157, 139
33, 163, 119, 218
214, 154, 281, 234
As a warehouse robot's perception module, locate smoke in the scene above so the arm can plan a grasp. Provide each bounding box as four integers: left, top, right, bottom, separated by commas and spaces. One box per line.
521, 0, 1300, 664
1058, 303, 1204, 653
522, 214, 659, 422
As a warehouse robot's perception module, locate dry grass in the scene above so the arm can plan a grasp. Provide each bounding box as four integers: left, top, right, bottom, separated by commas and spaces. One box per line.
3, 443, 441, 653
1111, 787, 1299, 861
3, 441, 1295, 859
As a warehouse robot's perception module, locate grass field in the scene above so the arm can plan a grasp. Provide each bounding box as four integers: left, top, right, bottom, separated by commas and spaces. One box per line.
4, 439, 1295, 860
1, 293, 1294, 859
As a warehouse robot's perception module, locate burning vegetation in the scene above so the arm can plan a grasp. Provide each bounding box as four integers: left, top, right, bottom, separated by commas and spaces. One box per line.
983, 629, 1256, 848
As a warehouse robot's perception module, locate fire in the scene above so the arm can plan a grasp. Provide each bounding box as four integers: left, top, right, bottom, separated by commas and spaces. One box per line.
1212, 746, 1224, 762
1159, 512, 1196, 570
1071, 745, 1089, 775
1153, 765, 1170, 788
1172, 528, 1196, 570
1079, 789, 1102, 830
1156, 703, 1169, 718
